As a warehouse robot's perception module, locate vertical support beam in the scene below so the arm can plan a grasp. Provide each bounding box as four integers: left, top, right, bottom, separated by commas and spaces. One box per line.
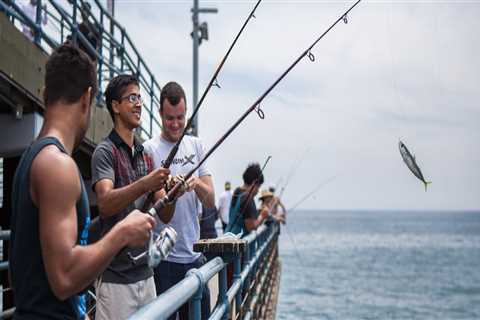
98, 12, 104, 101
109, 15, 114, 80
0, 156, 19, 311
120, 31, 125, 72
149, 75, 154, 138
34, 0, 42, 45
188, 270, 203, 320
233, 256, 242, 318
71, 0, 78, 45
60, 16, 64, 43
218, 267, 229, 320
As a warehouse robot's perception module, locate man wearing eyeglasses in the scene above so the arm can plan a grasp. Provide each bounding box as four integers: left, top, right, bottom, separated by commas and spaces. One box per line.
91, 75, 172, 319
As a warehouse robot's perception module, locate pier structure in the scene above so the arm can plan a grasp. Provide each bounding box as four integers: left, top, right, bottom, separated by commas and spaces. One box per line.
0, 1, 282, 319
0, 0, 163, 315
130, 222, 281, 320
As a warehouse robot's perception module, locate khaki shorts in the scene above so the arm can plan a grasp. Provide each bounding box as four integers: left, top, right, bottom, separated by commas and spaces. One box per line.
95, 276, 156, 320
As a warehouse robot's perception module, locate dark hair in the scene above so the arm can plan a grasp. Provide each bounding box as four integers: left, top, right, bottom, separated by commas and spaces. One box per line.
104, 74, 139, 121
242, 163, 264, 186
160, 81, 186, 113
44, 43, 97, 107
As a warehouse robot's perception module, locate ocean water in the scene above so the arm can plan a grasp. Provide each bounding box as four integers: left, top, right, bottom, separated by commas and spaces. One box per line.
277, 210, 480, 320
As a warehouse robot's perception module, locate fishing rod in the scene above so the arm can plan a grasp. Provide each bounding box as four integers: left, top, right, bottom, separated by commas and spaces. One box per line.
141, 0, 262, 211
281, 175, 337, 269
227, 156, 272, 231
148, 0, 362, 216
272, 146, 311, 215
281, 147, 311, 196
163, 0, 262, 168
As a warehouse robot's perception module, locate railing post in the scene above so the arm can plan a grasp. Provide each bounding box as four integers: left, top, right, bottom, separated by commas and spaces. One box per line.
233, 256, 242, 318
149, 75, 154, 138
187, 269, 204, 320
218, 267, 229, 320
97, 11, 104, 101
120, 30, 125, 72
71, 0, 78, 45
34, 0, 42, 45
109, 15, 114, 80
60, 16, 64, 43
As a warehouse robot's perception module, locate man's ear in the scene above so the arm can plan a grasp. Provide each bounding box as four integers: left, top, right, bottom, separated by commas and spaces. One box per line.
112, 100, 120, 116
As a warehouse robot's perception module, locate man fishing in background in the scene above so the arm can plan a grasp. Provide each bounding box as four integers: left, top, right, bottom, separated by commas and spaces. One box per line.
217, 181, 233, 232
226, 163, 270, 235
259, 189, 286, 225
268, 186, 287, 224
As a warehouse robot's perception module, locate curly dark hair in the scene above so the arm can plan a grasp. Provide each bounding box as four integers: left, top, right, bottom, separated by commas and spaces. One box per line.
243, 163, 264, 186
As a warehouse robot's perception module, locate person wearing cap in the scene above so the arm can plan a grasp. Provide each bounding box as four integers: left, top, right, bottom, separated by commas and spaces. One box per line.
217, 181, 233, 232
268, 186, 287, 224
259, 189, 286, 224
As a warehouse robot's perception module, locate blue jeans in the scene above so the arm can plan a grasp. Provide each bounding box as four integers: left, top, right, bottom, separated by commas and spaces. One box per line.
154, 256, 210, 320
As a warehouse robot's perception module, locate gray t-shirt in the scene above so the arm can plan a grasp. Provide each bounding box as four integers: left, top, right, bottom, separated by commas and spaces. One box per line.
143, 135, 211, 264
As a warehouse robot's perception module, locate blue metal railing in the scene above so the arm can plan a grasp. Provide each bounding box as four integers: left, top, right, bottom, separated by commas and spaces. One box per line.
0, 223, 280, 320
0, 0, 162, 140
130, 222, 281, 320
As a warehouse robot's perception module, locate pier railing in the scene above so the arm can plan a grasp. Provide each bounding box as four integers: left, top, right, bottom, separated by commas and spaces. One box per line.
0, 230, 13, 318
0, 222, 281, 320
0, 0, 162, 140
130, 221, 281, 320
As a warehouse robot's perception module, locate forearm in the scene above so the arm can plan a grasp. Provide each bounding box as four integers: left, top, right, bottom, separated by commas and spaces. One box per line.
47, 223, 128, 299
194, 177, 215, 208
97, 179, 147, 217
153, 191, 176, 223
245, 215, 265, 232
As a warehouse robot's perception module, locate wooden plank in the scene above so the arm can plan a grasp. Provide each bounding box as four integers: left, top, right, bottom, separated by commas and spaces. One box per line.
194, 238, 247, 254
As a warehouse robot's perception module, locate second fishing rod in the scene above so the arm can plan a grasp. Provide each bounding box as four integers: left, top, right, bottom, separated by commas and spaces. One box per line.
147, 0, 363, 218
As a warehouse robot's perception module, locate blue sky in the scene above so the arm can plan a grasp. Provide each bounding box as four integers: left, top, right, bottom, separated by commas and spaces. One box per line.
112, 0, 480, 210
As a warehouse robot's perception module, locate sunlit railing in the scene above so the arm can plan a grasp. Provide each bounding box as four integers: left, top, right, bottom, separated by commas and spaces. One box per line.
130, 222, 281, 320
0, 0, 162, 140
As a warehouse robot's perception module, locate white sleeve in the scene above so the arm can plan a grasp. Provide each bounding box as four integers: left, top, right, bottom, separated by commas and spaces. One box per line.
195, 138, 211, 177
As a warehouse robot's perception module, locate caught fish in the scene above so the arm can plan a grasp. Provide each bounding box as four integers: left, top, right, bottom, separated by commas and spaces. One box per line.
399, 141, 432, 191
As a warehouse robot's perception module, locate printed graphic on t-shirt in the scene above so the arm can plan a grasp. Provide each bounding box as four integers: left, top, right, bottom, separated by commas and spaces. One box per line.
160, 153, 196, 167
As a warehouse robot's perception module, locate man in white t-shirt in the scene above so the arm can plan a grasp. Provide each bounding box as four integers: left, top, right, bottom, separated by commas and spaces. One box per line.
143, 81, 215, 320
217, 181, 233, 231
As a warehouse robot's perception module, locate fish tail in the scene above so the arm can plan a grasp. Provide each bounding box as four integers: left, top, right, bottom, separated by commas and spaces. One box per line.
424, 181, 432, 192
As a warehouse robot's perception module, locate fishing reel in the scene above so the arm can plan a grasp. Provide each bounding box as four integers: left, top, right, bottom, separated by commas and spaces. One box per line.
128, 226, 178, 268
160, 174, 189, 205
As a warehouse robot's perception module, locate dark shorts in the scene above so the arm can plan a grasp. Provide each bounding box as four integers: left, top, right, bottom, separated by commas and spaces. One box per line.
154, 256, 210, 320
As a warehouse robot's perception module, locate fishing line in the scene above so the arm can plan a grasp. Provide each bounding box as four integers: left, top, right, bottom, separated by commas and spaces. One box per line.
279, 174, 338, 269
149, 0, 362, 216
162, 0, 263, 168
288, 174, 338, 213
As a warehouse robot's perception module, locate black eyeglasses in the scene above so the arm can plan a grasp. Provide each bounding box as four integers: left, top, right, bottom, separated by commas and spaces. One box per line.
118, 93, 143, 105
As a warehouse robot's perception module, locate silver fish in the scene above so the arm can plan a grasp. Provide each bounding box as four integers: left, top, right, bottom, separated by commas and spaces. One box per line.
399, 141, 432, 191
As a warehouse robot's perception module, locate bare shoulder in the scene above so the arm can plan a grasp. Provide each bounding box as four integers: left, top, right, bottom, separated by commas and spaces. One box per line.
30, 145, 80, 204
